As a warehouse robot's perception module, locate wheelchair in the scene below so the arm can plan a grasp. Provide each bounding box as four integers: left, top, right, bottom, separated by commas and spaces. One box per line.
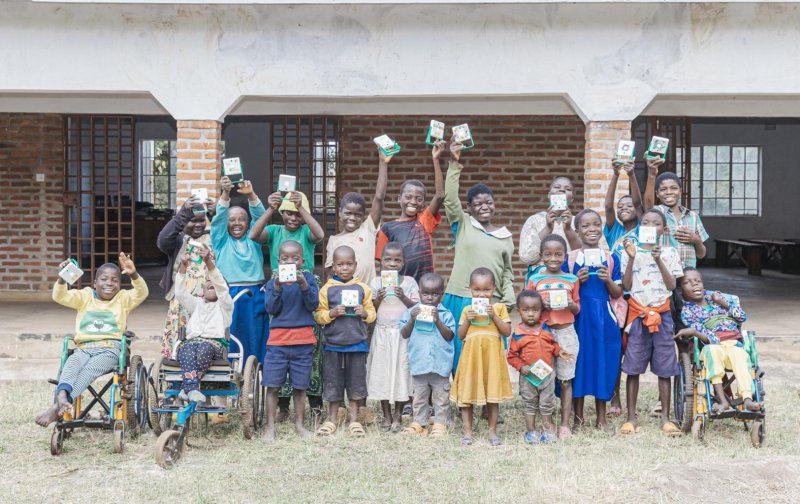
48, 331, 148, 455
674, 330, 766, 447
147, 289, 265, 469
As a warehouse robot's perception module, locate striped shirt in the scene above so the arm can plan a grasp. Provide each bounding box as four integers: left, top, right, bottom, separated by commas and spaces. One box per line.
375, 208, 442, 282
525, 270, 581, 326
655, 204, 709, 268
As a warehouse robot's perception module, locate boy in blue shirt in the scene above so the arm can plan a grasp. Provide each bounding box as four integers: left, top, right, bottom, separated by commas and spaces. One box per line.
262, 240, 319, 443
399, 273, 455, 437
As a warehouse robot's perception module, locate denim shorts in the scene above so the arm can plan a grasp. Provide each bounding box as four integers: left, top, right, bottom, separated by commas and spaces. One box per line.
262, 344, 315, 390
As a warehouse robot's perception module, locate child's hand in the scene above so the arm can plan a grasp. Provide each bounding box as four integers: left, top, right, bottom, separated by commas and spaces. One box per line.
377, 287, 388, 301
119, 252, 136, 276
410, 306, 421, 320
623, 238, 637, 258
486, 303, 496, 318
652, 245, 662, 262
432, 140, 446, 160
329, 305, 347, 319
711, 291, 729, 309
58, 259, 71, 271
354, 305, 367, 319
646, 157, 665, 177
267, 191, 282, 210
449, 140, 464, 162
559, 350, 575, 361
393, 286, 405, 300
205, 197, 217, 216
612, 162, 623, 175
622, 160, 636, 176
378, 146, 393, 164
542, 298, 552, 310
181, 252, 191, 268
545, 206, 559, 229
576, 267, 590, 284
465, 310, 477, 322
288, 191, 303, 209
297, 273, 308, 289
237, 180, 254, 195
183, 194, 200, 211
520, 365, 532, 376
559, 207, 573, 224
567, 297, 577, 311
596, 265, 610, 282
674, 328, 695, 341
674, 226, 698, 245
220, 176, 233, 194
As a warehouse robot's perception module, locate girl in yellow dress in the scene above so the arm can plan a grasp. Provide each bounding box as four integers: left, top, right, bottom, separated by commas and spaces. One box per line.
451, 267, 513, 446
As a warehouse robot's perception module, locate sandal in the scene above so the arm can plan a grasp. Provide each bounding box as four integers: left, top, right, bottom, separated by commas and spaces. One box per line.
618, 422, 641, 436
348, 421, 366, 437
401, 422, 428, 436
489, 436, 502, 447
461, 435, 473, 446
429, 423, 448, 438
316, 421, 337, 437
660, 422, 682, 438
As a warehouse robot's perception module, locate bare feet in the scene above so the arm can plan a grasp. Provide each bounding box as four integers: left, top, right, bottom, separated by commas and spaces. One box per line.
712, 401, 735, 414
743, 398, 761, 412
295, 424, 313, 440
262, 424, 276, 444
34, 392, 71, 427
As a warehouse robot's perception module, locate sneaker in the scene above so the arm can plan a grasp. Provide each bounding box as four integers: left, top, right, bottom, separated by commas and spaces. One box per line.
524, 431, 541, 444
187, 390, 206, 403
540, 431, 558, 444
402, 403, 413, 417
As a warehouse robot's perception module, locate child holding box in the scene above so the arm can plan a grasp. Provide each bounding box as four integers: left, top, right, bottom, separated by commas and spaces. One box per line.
314, 245, 377, 437
399, 273, 455, 437
262, 240, 320, 442
35, 253, 148, 427
507, 290, 573, 444
375, 140, 445, 282
525, 234, 580, 439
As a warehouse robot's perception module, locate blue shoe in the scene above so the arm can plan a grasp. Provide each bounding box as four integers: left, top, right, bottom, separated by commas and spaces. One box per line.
524, 431, 541, 444
540, 431, 558, 444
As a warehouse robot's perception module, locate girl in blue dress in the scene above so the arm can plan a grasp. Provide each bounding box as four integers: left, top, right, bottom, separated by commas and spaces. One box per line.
565, 209, 624, 430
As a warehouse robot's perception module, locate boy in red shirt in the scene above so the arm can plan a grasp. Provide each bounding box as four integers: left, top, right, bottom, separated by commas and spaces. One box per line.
508, 290, 574, 444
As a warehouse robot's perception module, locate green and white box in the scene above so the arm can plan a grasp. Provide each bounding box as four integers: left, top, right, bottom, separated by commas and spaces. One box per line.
426, 120, 446, 145
550, 193, 568, 212
190, 188, 208, 214
374, 134, 401, 156
584, 248, 604, 268
646, 136, 669, 160
222, 157, 244, 185
549, 290, 568, 310
277, 174, 296, 193
278, 264, 297, 283
614, 140, 636, 164
59, 259, 83, 285
452, 124, 475, 149
638, 225, 658, 245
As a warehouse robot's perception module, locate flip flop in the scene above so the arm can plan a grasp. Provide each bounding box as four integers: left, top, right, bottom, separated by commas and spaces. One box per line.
618, 422, 641, 436
429, 423, 448, 438
660, 422, 682, 438
461, 435, 473, 446
489, 436, 502, 447
401, 422, 427, 436
316, 421, 337, 437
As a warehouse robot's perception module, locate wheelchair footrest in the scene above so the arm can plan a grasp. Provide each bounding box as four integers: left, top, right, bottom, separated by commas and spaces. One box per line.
58, 418, 114, 430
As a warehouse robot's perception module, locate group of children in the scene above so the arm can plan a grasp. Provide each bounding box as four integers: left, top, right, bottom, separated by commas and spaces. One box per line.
36, 134, 763, 448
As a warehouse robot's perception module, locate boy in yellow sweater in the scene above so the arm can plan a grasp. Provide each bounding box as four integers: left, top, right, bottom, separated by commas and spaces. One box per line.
35, 253, 148, 427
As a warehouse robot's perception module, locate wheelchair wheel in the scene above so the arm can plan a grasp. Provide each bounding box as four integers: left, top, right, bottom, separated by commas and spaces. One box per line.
50, 428, 64, 456
240, 355, 258, 439
674, 350, 695, 433
154, 429, 183, 469
691, 416, 705, 442
112, 422, 125, 454
148, 356, 172, 436
750, 419, 766, 448
126, 355, 144, 438
254, 362, 266, 429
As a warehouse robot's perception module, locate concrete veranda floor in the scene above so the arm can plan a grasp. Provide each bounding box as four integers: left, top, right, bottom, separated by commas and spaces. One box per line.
1, 266, 798, 382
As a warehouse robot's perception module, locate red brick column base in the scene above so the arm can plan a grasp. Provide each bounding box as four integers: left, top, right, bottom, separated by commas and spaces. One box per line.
176, 120, 221, 207
583, 121, 632, 217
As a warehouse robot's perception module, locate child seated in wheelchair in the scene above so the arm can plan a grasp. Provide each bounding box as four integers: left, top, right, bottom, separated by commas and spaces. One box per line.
35, 253, 148, 426
676, 268, 761, 413
173, 245, 233, 404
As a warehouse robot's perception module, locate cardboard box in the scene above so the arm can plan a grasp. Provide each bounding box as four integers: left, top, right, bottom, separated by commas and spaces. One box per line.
341, 289, 360, 307
426, 120, 445, 145
190, 188, 208, 214
58, 259, 83, 285
471, 297, 489, 316
549, 290, 568, 310
278, 264, 297, 283
638, 225, 658, 245
646, 136, 669, 159
222, 157, 244, 184
373, 134, 401, 156
381, 270, 398, 289
452, 123, 475, 149
550, 193, 568, 211
277, 174, 296, 193
615, 140, 636, 163
530, 359, 554, 380
584, 248, 604, 268
416, 304, 435, 323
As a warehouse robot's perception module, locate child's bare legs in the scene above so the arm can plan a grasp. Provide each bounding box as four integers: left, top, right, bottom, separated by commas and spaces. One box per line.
460, 405, 474, 440
524, 413, 537, 433
573, 397, 585, 430
348, 399, 360, 424
35, 390, 71, 427
485, 402, 500, 438
559, 380, 573, 430
658, 377, 671, 427
263, 387, 280, 443
595, 399, 608, 428
328, 400, 342, 425
380, 400, 392, 431
541, 414, 556, 433
292, 389, 312, 439
609, 362, 623, 414
625, 374, 640, 425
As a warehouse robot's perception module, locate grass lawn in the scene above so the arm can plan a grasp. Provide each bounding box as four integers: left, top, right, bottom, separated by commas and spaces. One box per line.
1, 379, 798, 503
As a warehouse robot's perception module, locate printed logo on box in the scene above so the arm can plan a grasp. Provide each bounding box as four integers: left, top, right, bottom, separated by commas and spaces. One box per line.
550, 194, 568, 211
278, 264, 297, 283
341, 289, 360, 307
638, 226, 658, 245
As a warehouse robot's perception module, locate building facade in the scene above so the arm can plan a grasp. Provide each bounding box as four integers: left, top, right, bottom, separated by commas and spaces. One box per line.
2, 1, 799, 297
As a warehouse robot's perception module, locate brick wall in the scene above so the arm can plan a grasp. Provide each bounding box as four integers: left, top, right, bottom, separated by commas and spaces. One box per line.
0, 114, 64, 297
339, 115, 585, 286
176, 120, 221, 206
